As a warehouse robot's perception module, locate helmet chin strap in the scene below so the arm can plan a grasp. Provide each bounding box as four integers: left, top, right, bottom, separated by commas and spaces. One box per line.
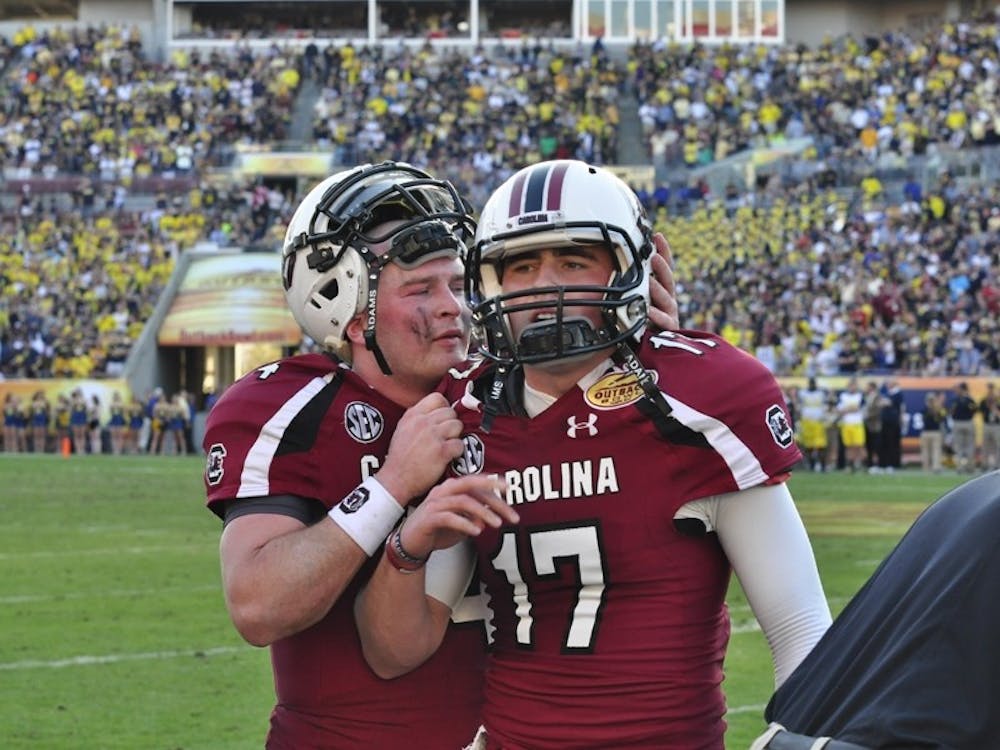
363, 265, 393, 376
611, 340, 673, 423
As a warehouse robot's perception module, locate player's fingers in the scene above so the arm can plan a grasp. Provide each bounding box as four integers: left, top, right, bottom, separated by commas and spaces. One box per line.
438, 436, 465, 461
649, 253, 679, 332
653, 232, 674, 269
459, 478, 518, 524
450, 500, 503, 532
435, 413, 464, 440
411, 392, 450, 413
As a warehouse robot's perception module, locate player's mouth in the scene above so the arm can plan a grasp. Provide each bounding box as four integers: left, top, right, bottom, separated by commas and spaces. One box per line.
433, 328, 466, 343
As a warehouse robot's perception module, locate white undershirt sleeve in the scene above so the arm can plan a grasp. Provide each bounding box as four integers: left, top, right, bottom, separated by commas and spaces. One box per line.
677, 483, 832, 687
424, 539, 477, 610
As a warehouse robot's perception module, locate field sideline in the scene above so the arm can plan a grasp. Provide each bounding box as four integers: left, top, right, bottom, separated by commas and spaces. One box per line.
0, 454, 971, 749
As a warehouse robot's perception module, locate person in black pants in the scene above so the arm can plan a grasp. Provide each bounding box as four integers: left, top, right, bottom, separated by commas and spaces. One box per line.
950, 382, 978, 471
878, 379, 905, 472
753, 471, 1000, 749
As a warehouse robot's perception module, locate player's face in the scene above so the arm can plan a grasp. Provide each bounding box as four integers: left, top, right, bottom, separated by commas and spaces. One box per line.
499, 245, 615, 344
374, 254, 470, 385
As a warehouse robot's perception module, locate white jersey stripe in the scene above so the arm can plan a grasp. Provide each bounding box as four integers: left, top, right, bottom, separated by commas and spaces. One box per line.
662, 391, 769, 490
237, 373, 336, 498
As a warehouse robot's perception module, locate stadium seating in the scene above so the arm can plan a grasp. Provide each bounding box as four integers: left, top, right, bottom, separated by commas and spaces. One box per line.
2, 13, 1000, 386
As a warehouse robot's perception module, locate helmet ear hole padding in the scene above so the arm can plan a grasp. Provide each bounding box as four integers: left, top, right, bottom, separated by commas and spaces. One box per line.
318, 279, 340, 302
467, 159, 653, 367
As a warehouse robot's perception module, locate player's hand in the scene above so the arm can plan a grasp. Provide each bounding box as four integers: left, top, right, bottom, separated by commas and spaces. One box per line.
648, 233, 680, 331
399, 475, 517, 558
376, 393, 464, 504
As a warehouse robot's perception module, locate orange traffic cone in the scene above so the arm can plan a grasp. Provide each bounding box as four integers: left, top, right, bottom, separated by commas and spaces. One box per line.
60, 436, 72, 457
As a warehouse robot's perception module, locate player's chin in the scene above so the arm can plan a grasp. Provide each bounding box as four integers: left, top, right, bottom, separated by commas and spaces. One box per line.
432, 336, 468, 360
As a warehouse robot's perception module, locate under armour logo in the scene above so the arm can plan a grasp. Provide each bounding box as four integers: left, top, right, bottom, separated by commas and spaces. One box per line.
566, 414, 598, 438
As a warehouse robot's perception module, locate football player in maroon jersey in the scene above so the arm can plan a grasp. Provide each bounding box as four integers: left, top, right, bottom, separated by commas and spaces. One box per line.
356, 160, 832, 749
204, 161, 679, 748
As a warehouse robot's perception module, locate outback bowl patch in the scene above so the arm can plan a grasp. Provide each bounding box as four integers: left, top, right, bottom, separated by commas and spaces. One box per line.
585, 371, 654, 410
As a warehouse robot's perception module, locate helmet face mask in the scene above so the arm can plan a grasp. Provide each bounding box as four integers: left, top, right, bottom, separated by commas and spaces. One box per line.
467, 160, 653, 368
282, 161, 475, 358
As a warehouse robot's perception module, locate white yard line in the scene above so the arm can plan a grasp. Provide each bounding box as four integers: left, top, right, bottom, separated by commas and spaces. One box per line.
0, 646, 250, 670
726, 703, 767, 715
0, 544, 211, 561
0, 584, 220, 604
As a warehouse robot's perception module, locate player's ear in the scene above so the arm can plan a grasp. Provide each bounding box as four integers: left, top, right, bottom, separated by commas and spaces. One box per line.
344, 314, 366, 346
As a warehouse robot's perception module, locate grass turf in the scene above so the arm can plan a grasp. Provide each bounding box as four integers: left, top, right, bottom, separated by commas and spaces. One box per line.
0, 455, 970, 749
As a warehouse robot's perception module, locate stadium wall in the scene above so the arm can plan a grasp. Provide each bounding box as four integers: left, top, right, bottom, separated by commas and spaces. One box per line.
785, 0, 972, 47
3, 376, 996, 460
0, 0, 977, 59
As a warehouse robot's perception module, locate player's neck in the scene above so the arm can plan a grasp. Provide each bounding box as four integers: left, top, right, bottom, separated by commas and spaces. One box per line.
352, 356, 438, 408
522, 350, 610, 403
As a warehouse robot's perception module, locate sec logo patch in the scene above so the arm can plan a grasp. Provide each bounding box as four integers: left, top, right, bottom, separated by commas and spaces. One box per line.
452, 435, 485, 475
344, 402, 384, 443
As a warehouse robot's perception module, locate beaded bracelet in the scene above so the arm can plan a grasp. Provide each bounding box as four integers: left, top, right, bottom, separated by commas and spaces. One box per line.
384, 525, 429, 573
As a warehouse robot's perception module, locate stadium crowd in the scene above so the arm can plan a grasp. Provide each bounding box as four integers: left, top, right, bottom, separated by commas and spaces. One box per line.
632, 16, 1000, 169
308, 41, 625, 210
1, 12, 1000, 387
0, 24, 301, 180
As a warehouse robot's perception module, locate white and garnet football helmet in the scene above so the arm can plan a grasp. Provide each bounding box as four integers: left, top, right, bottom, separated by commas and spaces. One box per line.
281, 161, 475, 370
467, 159, 654, 367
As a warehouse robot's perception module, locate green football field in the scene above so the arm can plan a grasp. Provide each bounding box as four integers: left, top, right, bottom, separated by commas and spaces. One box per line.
0, 455, 970, 749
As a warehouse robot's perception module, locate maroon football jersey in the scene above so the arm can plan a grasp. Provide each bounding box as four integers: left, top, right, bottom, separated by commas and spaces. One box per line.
204, 353, 485, 749
447, 331, 801, 749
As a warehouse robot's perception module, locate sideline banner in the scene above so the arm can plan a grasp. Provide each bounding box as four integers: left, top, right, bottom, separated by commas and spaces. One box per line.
236, 151, 334, 178
157, 254, 301, 346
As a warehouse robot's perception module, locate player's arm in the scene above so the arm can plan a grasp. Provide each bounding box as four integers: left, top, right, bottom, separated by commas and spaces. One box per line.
221, 505, 370, 646
355, 474, 515, 678
707, 483, 832, 687
219, 393, 467, 647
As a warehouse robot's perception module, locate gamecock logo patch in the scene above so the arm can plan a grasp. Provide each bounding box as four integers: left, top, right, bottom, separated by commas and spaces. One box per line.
206, 443, 227, 485
765, 405, 794, 448
339, 486, 370, 514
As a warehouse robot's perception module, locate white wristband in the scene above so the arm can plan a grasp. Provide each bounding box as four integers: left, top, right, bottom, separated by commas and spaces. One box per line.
327, 476, 405, 556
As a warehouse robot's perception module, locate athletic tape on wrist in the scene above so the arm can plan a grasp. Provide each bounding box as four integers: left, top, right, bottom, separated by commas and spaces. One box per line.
327, 476, 404, 556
